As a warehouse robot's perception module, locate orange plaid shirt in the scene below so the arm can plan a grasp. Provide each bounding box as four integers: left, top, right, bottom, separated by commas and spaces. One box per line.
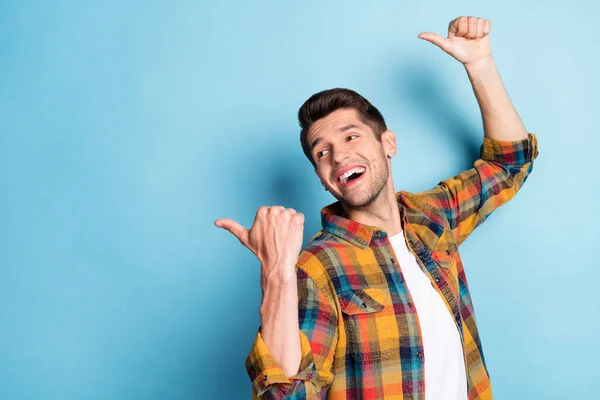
246, 133, 539, 399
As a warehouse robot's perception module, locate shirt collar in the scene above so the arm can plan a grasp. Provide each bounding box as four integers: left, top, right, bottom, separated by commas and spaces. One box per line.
320, 193, 411, 250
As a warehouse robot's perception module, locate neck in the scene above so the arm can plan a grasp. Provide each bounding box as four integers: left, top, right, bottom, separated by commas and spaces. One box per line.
341, 181, 402, 236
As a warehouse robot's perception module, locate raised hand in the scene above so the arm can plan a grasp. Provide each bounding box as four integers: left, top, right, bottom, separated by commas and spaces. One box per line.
214, 206, 305, 283
418, 16, 492, 66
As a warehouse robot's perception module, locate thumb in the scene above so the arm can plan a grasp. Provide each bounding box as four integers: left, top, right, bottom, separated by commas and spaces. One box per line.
418, 32, 450, 52
214, 218, 250, 249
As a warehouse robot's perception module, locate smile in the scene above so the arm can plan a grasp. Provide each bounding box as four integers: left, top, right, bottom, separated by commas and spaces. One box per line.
338, 166, 366, 185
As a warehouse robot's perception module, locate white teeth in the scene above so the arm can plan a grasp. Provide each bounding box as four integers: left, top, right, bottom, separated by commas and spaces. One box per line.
338, 167, 365, 184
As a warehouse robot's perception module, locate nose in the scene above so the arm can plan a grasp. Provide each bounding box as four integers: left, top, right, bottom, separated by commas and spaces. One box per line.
331, 146, 350, 165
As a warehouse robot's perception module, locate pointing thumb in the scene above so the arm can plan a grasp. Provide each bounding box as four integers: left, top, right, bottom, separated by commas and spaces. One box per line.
418, 32, 450, 52
214, 218, 250, 249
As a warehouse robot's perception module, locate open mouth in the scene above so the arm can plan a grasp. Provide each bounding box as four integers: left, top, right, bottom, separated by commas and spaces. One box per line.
338, 166, 366, 185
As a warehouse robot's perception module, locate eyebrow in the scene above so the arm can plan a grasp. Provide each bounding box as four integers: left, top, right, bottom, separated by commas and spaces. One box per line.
310, 124, 361, 152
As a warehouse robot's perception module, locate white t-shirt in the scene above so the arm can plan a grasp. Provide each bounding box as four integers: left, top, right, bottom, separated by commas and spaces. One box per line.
388, 231, 467, 400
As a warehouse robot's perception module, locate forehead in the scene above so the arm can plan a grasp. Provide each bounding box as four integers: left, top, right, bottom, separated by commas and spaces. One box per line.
307, 108, 370, 145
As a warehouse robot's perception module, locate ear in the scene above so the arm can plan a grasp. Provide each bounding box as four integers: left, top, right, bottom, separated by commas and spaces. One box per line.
381, 130, 397, 158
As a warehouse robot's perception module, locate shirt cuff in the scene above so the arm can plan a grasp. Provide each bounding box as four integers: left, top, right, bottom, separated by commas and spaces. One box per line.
246, 329, 316, 397
480, 132, 539, 165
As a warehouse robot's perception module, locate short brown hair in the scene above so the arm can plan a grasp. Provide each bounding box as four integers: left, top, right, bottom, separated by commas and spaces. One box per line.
298, 88, 387, 168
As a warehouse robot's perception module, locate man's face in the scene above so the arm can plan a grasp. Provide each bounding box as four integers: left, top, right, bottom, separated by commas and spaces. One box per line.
307, 108, 395, 208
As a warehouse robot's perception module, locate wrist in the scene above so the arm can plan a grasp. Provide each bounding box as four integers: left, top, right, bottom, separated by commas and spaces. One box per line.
464, 56, 495, 73
261, 272, 297, 295
261, 259, 298, 284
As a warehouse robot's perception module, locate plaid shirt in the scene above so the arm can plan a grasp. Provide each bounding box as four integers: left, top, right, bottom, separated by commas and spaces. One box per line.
246, 133, 539, 399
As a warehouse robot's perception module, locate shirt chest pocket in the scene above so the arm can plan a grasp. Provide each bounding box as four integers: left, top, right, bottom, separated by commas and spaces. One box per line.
338, 288, 397, 363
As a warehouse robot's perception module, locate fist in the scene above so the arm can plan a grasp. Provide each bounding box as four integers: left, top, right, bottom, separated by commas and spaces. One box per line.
215, 206, 305, 283
418, 16, 492, 66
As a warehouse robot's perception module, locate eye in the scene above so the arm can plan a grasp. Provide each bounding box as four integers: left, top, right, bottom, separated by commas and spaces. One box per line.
317, 149, 329, 158
346, 134, 359, 141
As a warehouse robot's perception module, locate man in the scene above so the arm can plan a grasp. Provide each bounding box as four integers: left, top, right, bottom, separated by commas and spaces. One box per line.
215, 16, 539, 399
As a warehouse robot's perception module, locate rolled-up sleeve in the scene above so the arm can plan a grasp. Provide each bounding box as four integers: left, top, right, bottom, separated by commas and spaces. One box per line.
246, 330, 317, 398
415, 133, 539, 246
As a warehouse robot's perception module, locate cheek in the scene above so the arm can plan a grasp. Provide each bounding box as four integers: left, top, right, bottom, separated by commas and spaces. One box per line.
369, 153, 388, 175
317, 169, 333, 185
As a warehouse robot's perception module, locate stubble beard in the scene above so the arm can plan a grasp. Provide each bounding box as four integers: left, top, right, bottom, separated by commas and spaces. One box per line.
331, 157, 390, 209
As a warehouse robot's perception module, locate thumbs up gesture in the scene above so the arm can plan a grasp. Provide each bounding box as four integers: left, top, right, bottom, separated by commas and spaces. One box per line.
418, 16, 492, 66
215, 206, 305, 284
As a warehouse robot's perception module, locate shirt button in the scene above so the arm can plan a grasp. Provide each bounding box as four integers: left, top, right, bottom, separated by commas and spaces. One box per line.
361, 302, 368, 308
390, 258, 395, 263
374, 230, 387, 239
407, 302, 412, 308
416, 351, 423, 358
445, 249, 451, 255
263, 374, 268, 381
435, 277, 440, 283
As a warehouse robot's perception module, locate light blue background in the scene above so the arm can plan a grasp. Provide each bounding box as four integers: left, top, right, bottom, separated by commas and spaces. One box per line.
1, 1, 598, 399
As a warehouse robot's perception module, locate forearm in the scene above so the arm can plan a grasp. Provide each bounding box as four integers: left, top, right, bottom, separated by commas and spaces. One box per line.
259, 269, 302, 378
465, 56, 528, 141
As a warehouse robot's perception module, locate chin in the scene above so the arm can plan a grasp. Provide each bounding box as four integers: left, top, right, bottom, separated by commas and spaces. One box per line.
347, 197, 376, 208
337, 192, 376, 208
